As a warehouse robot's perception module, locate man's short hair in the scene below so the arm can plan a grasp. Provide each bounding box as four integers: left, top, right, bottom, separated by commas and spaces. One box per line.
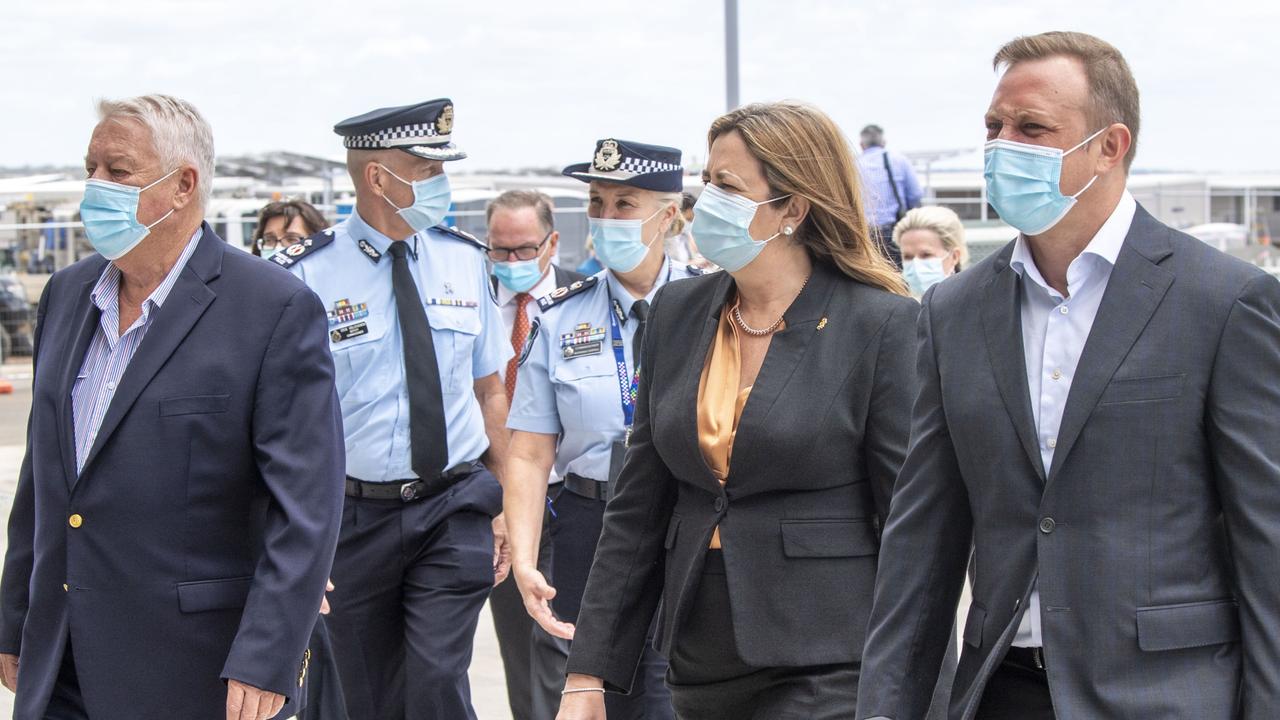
994, 31, 1140, 171
486, 190, 555, 234
97, 94, 216, 207
860, 124, 885, 147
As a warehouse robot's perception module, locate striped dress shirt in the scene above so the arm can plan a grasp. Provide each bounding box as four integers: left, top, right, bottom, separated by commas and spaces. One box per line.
72, 229, 202, 472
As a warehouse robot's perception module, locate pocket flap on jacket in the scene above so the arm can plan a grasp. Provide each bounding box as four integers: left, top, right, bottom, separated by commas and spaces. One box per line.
1136, 598, 1239, 651
160, 394, 230, 417
177, 576, 253, 613
780, 519, 877, 558
963, 602, 987, 648
1100, 374, 1185, 405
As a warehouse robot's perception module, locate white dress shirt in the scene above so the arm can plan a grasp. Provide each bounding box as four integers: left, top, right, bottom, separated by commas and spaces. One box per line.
1009, 191, 1137, 647
498, 264, 562, 485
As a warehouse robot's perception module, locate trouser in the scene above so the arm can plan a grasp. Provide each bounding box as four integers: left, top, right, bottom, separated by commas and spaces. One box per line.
491, 488, 559, 720
664, 551, 860, 720
529, 485, 674, 720
974, 647, 1056, 720
874, 222, 904, 268
43, 643, 88, 720
296, 616, 349, 720
326, 467, 500, 720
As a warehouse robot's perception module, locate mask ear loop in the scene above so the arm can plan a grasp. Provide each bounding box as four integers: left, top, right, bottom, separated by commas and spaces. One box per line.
1063, 127, 1108, 200
140, 167, 181, 229
756, 193, 793, 243
377, 163, 415, 213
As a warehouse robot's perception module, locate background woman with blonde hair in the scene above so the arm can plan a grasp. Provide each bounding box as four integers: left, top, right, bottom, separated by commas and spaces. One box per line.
554, 102, 924, 719
894, 205, 969, 296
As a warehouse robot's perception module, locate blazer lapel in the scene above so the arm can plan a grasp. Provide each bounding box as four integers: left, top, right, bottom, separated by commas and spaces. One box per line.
728, 264, 836, 484
76, 226, 223, 482
57, 271, 106, 491
1046, 209, 1174, 483
673, 271, 732, 494
981, 246, 1047, 481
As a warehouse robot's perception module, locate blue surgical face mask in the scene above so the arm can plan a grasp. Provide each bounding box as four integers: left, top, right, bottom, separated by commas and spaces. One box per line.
380, 164, 452, 232
259, 246, 279, 261
79, 168, 179, 260
984, 128, 1106, 236
903, 257, 948, 296
492, 239, 549, 293
589, 206, 666, 274
690, 184, 791, 272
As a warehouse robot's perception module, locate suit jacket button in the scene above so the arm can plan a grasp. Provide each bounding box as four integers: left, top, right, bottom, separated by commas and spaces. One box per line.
1039, 517, 1056, 534
68, 514, 83, 529
714, 497, 726, 512
62, 584, 69, 592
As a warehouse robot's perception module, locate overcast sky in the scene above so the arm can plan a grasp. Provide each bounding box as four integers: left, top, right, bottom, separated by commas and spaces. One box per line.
5, 0, 1277, 174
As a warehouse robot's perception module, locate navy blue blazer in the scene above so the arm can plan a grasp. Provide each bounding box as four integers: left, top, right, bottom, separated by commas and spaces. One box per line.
0, 224, 345, 719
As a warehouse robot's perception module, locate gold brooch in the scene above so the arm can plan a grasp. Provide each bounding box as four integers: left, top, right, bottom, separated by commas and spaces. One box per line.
816, 317, 828, 331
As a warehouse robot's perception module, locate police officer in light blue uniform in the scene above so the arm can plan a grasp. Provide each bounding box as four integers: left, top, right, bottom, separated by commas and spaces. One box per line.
505, 139, 701, 720
275, 98, 513, 720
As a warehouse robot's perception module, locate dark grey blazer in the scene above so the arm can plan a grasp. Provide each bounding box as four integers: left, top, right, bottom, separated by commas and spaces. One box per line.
858, 205, 1280, 720
563, 261, 918, 692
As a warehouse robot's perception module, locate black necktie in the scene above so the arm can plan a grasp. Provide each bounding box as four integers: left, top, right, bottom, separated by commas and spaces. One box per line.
387, 241, 449, 478
630, 299, 649, 370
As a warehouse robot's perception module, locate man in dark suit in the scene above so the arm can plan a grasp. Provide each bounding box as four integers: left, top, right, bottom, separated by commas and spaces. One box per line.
858, 32, 1280, 720
0, 94, 344, 720
484, 189, 583, 720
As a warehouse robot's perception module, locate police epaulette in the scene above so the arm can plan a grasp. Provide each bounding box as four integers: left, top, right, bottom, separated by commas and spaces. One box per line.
270, 229, 336, 269
537, 276, 598, 312
433, 224, 487, 251
685, 263, 706, 276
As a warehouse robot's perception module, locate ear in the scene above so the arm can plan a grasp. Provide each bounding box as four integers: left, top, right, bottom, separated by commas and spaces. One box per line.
547, 230, 560, 254
365, 161, 386, 196
172, 167, 199, 210
658, 202, 679, 235
1094, 123, 1132, 175
778, 195, 810, 235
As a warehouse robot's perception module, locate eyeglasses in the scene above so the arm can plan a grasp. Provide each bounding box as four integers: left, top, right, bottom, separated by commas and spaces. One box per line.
258, 233, 307, 250
485, 231, 551, 262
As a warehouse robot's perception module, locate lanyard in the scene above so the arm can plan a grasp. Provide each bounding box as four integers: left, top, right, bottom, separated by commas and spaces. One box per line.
605, 264, 669, 429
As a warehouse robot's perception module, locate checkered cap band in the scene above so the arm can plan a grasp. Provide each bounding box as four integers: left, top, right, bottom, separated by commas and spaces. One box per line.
344, 122, 449, 149
618, 156, 680, 174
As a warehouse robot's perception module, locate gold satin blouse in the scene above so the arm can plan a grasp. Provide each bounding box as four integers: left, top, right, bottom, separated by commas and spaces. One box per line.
697, 302, 754, 549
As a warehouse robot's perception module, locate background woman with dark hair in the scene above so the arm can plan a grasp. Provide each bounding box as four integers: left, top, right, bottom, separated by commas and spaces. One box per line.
251, 200, 328, 258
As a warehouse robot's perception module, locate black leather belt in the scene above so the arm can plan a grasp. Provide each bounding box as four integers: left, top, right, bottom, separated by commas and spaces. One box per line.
345, 462, 480, 502
564, 472, 612, 502
1005, 646, 1047, 671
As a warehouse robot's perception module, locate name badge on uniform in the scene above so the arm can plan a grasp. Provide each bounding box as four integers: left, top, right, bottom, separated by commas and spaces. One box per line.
425, 298, 479, 308
561, 322, 606, 359
327, 298, 369, 326
331, 322, 368, 343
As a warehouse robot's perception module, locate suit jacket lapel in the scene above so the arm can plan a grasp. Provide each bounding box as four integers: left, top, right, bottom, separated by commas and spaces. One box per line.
1047, 209, 1174, 483
77, 226, 223, 482
58, 271, 106, 491
729, 264, 836, 485
981, 246, 1048, 481
673, 271, 732, 494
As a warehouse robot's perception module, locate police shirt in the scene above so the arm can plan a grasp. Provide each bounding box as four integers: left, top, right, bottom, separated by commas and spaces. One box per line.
286, 209, 511, 482
507, 258, 701, 482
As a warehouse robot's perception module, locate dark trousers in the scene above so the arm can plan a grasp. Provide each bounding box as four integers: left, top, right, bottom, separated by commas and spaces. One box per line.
873, 223, 903, 269
665, 551, 860, 720
44, 644, 88, 720
297, 616, 350, 720
534, 486, 673, 720
492, 492, 560, 720
974, 649, 1056, 720
326, 470, 499, 720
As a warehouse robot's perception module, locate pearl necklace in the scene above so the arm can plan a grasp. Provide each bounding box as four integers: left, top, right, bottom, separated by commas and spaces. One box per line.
732, 274, 811, 337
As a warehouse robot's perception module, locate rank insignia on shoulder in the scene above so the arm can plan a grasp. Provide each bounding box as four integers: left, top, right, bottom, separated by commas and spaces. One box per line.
434, 224, 487, 251
518, 318, 541, 367
330, 322, 368, 343
537, 276, 597, 312
426, 298, 479, 308
270, 229, 335, 268
357, 239, 382, 263
327, 298, 369, 326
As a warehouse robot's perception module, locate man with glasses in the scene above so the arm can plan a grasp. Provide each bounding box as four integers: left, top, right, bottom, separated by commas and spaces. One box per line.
483, 190, 583, 720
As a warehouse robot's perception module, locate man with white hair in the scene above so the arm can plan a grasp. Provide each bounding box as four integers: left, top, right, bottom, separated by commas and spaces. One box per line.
0, 94, 345, 720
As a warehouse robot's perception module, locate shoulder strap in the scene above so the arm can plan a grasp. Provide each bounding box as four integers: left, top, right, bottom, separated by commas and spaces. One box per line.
537, 276, 598, 312
882, 151, 905, 217
270, 228, 336, 269
433, 224, 487, 251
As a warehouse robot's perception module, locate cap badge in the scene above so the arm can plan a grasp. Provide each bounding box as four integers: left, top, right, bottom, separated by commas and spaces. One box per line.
436, 104, 454, 135
593, 139, 622, 172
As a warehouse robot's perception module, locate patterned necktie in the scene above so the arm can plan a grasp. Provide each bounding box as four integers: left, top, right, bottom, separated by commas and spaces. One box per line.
387, 241, 449, 478
505, 292, 532, 403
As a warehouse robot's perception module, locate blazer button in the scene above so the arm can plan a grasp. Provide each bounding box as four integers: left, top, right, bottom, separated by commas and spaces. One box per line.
62, 584, 69, 592
713, 497, 726, 512
68, 514, 83, 529
1039, 517, 1056, 534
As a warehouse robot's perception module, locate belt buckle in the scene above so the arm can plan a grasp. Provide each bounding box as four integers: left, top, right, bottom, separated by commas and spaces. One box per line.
399, 482, 417, 502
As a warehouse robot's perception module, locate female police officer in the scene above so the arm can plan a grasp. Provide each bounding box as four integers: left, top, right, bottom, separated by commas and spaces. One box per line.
504, 139, 698, 720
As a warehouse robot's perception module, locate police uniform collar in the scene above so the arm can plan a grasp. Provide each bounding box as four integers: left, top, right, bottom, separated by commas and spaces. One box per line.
604, 256, 671, 325
348, 209, 419, 262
